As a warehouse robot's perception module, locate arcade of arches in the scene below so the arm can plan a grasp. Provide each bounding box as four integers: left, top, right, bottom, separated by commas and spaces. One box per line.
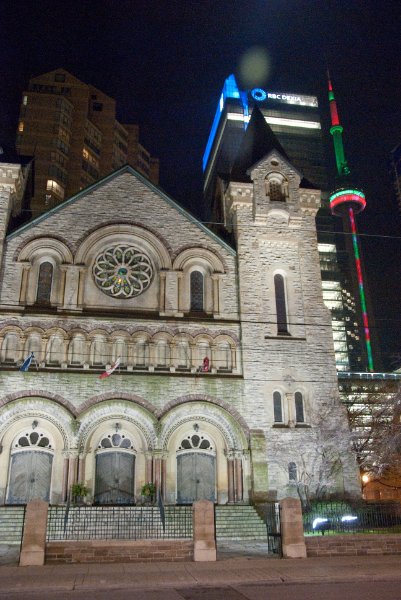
0, 396, 250, 506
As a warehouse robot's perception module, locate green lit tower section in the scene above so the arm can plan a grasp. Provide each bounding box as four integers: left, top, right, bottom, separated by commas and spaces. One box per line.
328, 74, 374, 371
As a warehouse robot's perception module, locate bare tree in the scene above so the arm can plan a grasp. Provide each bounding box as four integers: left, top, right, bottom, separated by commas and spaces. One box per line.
276, 395, 353, 510
345, 384, 401, 479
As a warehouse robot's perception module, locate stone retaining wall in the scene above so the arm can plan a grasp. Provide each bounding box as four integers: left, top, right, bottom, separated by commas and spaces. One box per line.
46, 540, 193, 564
306, 534, 401, 557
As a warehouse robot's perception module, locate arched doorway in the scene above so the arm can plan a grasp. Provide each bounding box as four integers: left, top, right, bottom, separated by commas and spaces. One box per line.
7, 426, 54, 504
176, 432, 216, 504
94, 430, 136, 504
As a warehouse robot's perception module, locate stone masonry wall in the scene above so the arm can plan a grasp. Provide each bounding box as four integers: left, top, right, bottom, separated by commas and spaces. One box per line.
46, 540, 193, 563
306, 534, 401, 557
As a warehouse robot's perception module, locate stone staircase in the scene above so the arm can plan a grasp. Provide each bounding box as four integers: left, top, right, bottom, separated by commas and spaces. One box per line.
0, 506, 25, 544
215, 505, 267, 540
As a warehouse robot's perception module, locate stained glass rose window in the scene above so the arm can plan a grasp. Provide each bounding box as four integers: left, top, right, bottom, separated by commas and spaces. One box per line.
93, 245, 153, 298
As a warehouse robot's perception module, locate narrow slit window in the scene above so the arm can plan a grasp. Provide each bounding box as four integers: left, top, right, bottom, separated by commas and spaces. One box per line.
190, 271, 204, 312
288, 462, 297, 482
274, 274, 289, 335
295, 392, 305, 423
36, 262, 53, 305
273, 391, 283, 422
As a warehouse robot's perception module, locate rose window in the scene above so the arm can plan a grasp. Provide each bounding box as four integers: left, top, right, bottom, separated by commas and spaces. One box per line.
93, 245, 153, 298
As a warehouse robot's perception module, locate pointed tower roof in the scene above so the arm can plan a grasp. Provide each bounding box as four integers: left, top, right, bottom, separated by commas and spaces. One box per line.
230, 105, 290, 182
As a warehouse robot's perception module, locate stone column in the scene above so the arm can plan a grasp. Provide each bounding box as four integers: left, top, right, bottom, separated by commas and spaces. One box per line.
19, 500, 49, 566
227, 453, 235, 503
286, 392, 295, 427
153, 454, 162, 496
250, 429, 269, 503
61, 265, 81, 309
67, 453, 78, 497
61, 455, 69, 503
77, 454, 85, 483
19, 262, 31, 305
145, 453, 153, 484
59, 265, 67, 306
77, 267, 87, 307
279, 497, 307, 558
176, 271, 183, 313
161, 457, 167, 499
211, 274, 221, 317
193, 499, 216, 561
234, 455, 243, 502
159, 271, 166, 313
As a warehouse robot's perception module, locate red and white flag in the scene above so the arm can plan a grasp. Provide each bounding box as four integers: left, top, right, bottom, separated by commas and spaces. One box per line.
99, 358, 121, 379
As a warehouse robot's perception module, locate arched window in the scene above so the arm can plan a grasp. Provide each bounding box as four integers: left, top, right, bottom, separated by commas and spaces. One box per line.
190, 271, 204, 312
273, 391, 283, 423
134, 339, 148, 367
1, 332, 19, 363
270, 180, 285, 202
295, 392, 305, 423
114, 338, 128, 367
177, 341, 190, 369
46, 334, 64, 365
91, 336, 107, 367
216, 342, 232, 372
288, 462, 297, 482
274, 274, 289, 335
36, 262, 53, 305
156, 340, 169, 367
68, 334, 85, 366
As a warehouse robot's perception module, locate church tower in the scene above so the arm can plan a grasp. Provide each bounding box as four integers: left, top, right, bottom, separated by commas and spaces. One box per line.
221, 106, 360, 500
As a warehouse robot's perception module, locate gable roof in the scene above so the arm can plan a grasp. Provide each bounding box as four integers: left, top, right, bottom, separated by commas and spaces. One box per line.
6, 165, 236, 255
230, 105, 291, 183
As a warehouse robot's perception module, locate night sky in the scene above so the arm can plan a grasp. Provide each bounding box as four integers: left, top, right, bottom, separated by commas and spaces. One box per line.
1, 0, 401, 368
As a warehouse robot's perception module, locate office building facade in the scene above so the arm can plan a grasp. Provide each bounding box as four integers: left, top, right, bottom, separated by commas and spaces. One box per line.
203, 75, 375, 372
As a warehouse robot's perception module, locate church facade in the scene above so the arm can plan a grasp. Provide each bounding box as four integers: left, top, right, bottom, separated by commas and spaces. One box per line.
0, 152, 360, 506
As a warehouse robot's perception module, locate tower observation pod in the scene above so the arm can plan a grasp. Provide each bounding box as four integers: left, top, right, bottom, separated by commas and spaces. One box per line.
327, 73, 374, 371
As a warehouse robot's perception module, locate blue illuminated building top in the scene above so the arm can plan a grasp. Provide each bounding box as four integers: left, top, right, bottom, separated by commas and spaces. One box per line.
203, 75, 249, 172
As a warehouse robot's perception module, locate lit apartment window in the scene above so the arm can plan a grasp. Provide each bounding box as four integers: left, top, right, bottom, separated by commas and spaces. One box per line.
46, 179, 65, 199
18, 121, 24, 133
82, 148, 89, 160
23, 95, 28, 106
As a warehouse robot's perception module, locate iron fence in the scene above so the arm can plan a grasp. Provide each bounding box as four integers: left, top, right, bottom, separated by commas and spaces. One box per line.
47, 505, 193, 541
303, 500, 401, 535
0, 505, 26, 546
258, 502, 282, 555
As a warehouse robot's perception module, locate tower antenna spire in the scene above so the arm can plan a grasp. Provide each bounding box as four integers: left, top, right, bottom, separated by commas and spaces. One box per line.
327, 72, 374, 371
327, 72, 350, 177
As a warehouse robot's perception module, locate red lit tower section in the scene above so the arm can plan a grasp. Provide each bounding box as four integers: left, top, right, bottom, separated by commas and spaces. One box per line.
328, 74, 374, 371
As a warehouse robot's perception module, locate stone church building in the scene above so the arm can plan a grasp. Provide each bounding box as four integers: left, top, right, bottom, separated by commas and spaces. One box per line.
0, 111, 360, 506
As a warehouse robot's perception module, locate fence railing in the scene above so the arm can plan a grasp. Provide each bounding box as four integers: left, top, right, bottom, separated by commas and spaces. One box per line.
258, 502, 282, 555
303, 501, 401, 535
47, 505, 193, 541
0, 505, 26, 545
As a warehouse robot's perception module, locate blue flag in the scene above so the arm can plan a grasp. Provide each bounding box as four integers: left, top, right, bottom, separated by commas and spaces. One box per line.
20, 352, 34, 372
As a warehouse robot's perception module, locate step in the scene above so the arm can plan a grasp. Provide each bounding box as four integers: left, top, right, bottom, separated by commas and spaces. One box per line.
215, 505, 268, 541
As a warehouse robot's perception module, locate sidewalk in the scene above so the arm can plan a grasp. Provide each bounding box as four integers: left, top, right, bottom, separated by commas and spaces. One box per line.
0, 554, 401, 594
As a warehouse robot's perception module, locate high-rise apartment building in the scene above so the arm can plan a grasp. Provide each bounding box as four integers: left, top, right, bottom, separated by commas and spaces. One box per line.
16, 69, 159, 215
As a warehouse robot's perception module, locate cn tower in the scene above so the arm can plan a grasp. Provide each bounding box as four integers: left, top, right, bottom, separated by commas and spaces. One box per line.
327, 74, 374, 371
